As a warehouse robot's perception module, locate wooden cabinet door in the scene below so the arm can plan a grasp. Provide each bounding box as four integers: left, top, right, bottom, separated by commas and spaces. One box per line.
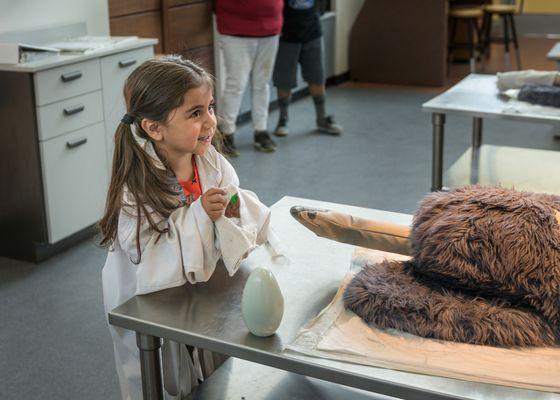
110, 11, 164, 53
181, 45, 215, 75
109, 0, 161, 18
163, 1, 213, 53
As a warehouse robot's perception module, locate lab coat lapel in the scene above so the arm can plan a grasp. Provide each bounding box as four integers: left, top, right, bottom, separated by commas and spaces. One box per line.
195, 151, 220, 192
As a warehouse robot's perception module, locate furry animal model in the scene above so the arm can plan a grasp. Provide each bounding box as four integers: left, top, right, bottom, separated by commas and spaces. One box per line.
292, 186, 560, 347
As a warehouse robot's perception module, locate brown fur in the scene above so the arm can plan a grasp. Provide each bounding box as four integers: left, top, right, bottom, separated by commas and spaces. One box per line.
344, 186, 560, 347
344, 260, 560, 347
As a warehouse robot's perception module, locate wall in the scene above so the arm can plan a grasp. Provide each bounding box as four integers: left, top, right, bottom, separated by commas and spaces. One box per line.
333, 0, 365, 75
524, 0, 560, 14
0, 0, 109, 36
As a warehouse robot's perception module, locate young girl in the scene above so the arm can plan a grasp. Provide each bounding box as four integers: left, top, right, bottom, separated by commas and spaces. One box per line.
99, 55, 271, 399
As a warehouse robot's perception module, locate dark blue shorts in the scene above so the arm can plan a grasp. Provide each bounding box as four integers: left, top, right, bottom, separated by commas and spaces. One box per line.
273, 36, 325, 89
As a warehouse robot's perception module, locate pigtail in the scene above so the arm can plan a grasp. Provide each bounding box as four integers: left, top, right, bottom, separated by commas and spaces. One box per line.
98, 121, 137, 249
212, 125, 225, 154
99, 120, 177, 263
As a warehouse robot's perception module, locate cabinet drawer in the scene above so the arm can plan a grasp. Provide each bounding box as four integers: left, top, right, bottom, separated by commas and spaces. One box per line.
101, 46, 153, 167
34, 59, 101, 106
36, 91, 104, 141
40, 123, 108, 243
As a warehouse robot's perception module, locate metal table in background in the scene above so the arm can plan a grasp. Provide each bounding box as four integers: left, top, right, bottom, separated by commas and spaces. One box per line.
109, 196, 558, 400
422, 74, 560, 191
547, 42, 560, 69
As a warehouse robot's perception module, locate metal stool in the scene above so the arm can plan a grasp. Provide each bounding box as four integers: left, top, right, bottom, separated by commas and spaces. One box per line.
481, 0, 523, 70
449, 7, 484, 73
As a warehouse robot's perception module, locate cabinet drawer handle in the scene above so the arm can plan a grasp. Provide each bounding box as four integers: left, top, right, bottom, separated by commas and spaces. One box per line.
118, 59, 137, 68
63, 104, 85, 116
60, 71, 82, 82
66, 138, 88, 149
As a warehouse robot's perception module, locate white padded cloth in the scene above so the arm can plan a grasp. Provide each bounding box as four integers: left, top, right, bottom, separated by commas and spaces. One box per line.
496, 70, 559, 91
287, 248, 560, 394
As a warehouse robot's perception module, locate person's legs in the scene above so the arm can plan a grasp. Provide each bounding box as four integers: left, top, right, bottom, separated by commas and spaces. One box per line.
272, 40, 301, 137
274, 90, 292, 137
217, 34, 256, 156
251, 35, 279, 152
308, 83, 327, 122
300, 37, 343, 135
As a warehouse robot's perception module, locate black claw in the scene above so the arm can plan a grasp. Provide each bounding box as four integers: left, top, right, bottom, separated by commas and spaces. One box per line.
290, 206, 304, 218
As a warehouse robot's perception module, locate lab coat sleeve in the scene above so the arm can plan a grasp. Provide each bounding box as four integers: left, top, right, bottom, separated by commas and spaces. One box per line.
117, 190, 219, 294
178, 198, 221, 284
213, 152, 272, 276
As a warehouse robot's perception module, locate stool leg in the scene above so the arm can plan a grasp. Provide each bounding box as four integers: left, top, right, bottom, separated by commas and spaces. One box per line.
483, 12, 492, 60
448, 17, 457, 75
468, 18, 476, 73
449, 17, 457, 47
447, 18, 457, 62
508, 13, 522, 70
476, 15, 486, 72
479, 12, 488, 58
502, 14, 511, 70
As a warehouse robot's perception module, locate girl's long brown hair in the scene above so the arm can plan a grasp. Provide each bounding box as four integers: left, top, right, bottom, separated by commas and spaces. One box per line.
98, 55, 216, 262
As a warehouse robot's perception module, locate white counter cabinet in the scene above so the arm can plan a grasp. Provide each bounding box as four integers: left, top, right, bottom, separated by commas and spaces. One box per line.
0, 38, 156, 261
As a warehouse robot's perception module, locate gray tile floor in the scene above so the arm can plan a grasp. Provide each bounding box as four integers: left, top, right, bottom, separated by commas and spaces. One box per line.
2, 85, 559, 399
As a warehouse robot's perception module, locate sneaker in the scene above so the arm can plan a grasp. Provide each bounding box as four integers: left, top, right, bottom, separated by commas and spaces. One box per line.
317, 115, 343, 136
274, 118, 289, 137
222, 134, 240, 157
254, 130, 277, 152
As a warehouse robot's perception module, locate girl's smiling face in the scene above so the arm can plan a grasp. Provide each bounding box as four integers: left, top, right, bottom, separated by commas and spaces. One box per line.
147, 84, 217, 158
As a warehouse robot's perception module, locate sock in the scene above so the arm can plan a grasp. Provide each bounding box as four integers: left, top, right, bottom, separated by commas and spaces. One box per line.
278, 96, 290, 124
312, 94, 326, 122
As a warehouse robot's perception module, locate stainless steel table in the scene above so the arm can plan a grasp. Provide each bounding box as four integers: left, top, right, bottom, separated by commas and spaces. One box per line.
109, 196, 558, 400
547, 42, 560, 69
187, 357, 395, 400
422, 74, 560, 191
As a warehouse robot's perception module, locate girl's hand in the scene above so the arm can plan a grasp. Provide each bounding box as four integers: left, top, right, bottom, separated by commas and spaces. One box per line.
224, 193, 240, 218
201, 188, 227, 221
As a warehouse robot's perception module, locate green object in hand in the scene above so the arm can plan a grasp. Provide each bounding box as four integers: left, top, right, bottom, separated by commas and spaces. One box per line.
230, 194, 238, 205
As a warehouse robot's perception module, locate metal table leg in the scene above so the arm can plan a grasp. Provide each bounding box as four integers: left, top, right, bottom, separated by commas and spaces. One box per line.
136, 333, 164, 400
431, 113, 445, 191
472, 117, 483, 148
470, 140, 481, 185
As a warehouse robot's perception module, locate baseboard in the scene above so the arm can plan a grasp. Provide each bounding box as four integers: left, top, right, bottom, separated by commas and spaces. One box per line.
326, 71, 351, 86
1, 224, 98, 263
34, 225, 98, 262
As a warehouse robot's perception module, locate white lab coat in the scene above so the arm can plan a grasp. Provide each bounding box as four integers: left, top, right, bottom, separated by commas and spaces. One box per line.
102, 143, 271, 400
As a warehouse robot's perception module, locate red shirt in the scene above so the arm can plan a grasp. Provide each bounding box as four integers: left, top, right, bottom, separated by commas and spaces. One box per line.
215, 0, 283, 37
178, 158, 202, 206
